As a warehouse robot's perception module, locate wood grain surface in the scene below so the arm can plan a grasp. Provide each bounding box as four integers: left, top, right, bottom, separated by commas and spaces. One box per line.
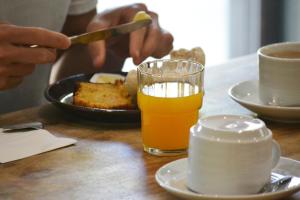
1, 54, 300, 200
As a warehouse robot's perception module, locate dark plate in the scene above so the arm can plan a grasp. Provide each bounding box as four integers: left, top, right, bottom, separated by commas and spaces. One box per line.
44, 73, 140, 123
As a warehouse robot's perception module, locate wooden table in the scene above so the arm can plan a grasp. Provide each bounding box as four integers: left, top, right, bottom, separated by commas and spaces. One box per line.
1, 54, 300, 200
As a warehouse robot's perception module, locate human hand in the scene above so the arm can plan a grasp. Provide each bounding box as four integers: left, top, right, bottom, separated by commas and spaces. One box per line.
0, 23, 70, 90
87, 3, 174, 68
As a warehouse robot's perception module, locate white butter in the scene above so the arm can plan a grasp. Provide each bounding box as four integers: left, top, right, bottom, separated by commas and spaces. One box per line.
90, 73, 125, 84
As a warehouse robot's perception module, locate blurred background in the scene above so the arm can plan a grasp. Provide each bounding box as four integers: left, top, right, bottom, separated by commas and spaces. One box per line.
97, 0, 300, 67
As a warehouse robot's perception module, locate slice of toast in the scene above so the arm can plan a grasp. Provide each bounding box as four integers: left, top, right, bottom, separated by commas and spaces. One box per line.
73, 81, 132, 109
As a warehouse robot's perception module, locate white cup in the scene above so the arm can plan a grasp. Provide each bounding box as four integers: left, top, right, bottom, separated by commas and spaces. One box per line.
258, 42, 300, 106
187, 115, 281, 195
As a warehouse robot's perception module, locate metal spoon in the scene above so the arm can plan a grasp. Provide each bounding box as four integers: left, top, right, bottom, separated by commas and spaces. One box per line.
259, 175, 292, 193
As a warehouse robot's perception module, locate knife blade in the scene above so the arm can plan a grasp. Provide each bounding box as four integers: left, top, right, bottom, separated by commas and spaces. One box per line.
70, 19, 152, 45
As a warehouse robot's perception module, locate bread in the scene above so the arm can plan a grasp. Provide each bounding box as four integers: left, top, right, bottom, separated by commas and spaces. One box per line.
122, 47, 206, 102
73, 81, 132, 109
124, 69, 138, 103
170, 47, 205, 66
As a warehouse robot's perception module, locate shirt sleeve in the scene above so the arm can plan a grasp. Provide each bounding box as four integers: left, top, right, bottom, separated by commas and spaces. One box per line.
68, 0, 97, 15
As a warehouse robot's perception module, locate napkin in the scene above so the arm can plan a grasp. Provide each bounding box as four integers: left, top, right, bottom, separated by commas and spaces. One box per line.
0, 128, 77, 163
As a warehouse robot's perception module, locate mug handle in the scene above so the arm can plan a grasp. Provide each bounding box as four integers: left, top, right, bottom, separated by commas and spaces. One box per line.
272, 140, 281, 168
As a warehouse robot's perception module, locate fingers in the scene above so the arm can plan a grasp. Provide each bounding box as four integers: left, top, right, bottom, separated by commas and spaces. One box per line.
88, 41, 106, 67
120, 4, 148, 64
142, 12, 174, 59
130, 12, 162, 64
121, 3, 148, 22
0, 24, 70, 49
0, 63, 35, 76
130, 27, 147, 64
0, 63, 35, 90
0, 44, 57, 64
129, 10, 174, 64
0, 23, 70, 91
87, 21, 110, 68
0, 76, 23, 90
152, 30, 174, 58
87, 3, 174, 68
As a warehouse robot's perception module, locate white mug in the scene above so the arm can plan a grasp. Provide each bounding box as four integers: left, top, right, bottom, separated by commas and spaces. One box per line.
187, 115, 281, 195
258, 42, 300, 106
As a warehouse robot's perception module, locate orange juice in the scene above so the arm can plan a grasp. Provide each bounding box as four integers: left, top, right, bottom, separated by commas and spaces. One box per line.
138, 82, 203, 151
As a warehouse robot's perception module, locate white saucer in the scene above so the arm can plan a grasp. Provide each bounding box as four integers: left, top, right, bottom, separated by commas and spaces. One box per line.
155, 157, 300, 200
228, 80, 300, 122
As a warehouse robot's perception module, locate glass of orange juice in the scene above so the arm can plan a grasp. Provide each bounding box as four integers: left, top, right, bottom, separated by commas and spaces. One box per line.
137, 59, 204, 156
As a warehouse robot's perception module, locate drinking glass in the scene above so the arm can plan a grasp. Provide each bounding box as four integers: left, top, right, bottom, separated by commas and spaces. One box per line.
137, 59, 204, 156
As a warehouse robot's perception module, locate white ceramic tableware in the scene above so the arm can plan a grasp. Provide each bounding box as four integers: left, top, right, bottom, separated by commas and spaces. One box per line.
228, 80, 300, 122
258, 42, 300, 106
187, 115, 281, 195
155, 157, 300, 200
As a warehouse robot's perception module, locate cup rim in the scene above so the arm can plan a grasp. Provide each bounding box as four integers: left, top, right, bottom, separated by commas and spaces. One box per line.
197, 114, 264, 131
190, 115, 272, 142
258, 42, 300, 61
137, 58, 204, 78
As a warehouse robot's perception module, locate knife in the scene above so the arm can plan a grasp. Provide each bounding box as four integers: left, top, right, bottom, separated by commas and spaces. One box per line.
2, 121, 44, 132
70, 19, 152, 45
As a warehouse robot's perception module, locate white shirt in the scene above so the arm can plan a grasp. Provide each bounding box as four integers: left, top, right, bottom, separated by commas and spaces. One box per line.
0, 0, 97, 114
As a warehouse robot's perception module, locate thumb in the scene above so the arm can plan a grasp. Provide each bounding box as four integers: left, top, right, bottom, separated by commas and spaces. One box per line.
88, 40, 106, 68
87, 20, 110, 68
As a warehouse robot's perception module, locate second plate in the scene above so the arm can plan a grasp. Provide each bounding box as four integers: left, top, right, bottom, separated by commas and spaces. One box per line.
228, 80, 300, 122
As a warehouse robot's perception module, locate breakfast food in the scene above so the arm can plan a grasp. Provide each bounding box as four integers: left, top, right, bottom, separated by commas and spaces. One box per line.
170, 47, 205, 66
74, 81, 132, 109
125, 69, 138, 96
90, 73, 125, 84
75, 46, 205, 110
123, 47, 206, 101
124, 69, 138, 102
